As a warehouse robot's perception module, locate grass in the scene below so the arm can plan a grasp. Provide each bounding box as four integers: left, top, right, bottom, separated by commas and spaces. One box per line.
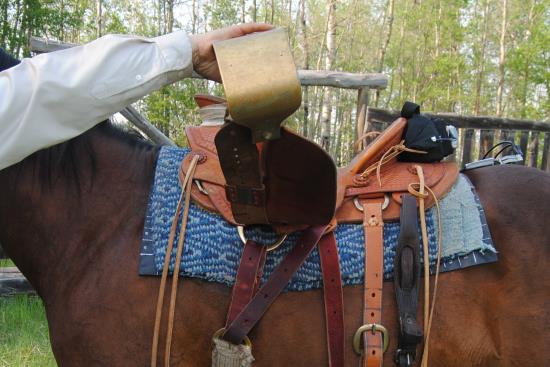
0, 295, 56, 366
0, 259, 14, 268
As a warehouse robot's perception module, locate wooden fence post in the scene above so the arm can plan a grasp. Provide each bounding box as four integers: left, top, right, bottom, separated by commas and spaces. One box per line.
529, 132, 540, 168
541, 133, 550, 171
462, 129, 475, 165
478, 129, 494, 159
355, 87, 369, 152
519, 131, 529, 165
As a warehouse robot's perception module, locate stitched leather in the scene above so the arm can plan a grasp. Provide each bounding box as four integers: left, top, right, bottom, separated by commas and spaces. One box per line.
223, 226, 327, 345
225, 240, 267, 326
319, 233, 346, 367
362, 201, 384, 367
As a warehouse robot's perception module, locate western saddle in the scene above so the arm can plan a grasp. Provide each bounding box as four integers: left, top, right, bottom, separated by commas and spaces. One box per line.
152, 28, 459, 367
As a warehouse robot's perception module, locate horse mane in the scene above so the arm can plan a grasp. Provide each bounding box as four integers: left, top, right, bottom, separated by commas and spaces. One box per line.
4, 120, 160, 193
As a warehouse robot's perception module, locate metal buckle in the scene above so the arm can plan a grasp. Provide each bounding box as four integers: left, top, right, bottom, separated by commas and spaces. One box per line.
353, 323, 389, 355
353, 194, 390, 212
394, 348, 414, 367
237, 226, 287, 252
212, 327, 252, 348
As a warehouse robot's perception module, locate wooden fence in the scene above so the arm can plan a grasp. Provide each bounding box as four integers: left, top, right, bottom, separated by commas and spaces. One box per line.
366, 108, 550, 171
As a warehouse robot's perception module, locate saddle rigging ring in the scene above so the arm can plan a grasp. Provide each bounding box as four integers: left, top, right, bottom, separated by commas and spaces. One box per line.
237, 226, 287, 252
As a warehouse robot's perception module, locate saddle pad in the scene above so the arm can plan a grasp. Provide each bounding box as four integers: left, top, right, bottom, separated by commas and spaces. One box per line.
139, 147, 497, 292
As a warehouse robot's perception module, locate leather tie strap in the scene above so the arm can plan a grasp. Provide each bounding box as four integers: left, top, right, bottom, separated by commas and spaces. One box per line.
223, 225, 326, 345
319, 232, 345, 367
361, 200, 384, 367
225, 240, 268, 326
394, 194, 423, 366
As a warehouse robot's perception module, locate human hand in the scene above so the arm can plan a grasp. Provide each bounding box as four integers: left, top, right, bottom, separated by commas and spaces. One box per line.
190, 23, 274, 82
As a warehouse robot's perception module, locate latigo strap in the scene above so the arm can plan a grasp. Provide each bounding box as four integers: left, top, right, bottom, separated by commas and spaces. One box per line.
394, 194, 423, 366
219, 229, 345, 367
362, 201, 385, 367
223, 226, 325, 344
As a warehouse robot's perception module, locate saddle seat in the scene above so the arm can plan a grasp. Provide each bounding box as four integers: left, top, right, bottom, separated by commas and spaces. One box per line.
336, 117, 459, 222
181, 111, 459, 229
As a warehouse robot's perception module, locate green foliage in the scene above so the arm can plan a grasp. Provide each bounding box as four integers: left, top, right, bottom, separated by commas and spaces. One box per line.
0, 296, 56, 366
1, 0, 547, 158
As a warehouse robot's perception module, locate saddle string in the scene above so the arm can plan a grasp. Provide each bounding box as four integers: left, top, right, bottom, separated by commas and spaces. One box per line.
359, 141, 427, 187
164, 155, 200, 367
151, 185, 186, 367
151, 155, 200, 367
407, 167, 443, 367
353, 131, 381, 150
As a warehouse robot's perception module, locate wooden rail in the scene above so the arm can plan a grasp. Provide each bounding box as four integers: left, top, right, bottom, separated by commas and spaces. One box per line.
0, 267, 34, 296
367, 108, 550, 171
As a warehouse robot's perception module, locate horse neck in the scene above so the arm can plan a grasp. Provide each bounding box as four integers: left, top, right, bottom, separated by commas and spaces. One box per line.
0, 124, 158, 298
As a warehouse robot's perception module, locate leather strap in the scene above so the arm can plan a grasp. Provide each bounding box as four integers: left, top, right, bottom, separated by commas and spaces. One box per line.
394, 194, 423, 366
223, 225, 326, 344
361, 200, 384, 367
215, 122, 268, 225
225, 240, 268, 326
318, 233, 345, 367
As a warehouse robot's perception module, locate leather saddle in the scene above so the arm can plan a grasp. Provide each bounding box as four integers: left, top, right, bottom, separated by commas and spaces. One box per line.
181, 100, 458, 227
181, 122, 337, 233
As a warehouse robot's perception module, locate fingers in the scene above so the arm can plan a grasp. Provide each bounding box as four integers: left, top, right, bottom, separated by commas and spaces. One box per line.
214, 23, 274, 42
233, 23, 274, 37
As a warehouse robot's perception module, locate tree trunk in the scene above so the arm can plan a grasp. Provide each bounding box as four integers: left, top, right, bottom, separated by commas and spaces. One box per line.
192, 0, 197, 34
320, 0, 336, 151
495, 0, 507, 116
96, 0, 102, 38
0, 0, 8, 49
374, 0, 394, 107
474, 0, 489, 115
241, 0, 246, 23
297, 0, 310, 138
252, 0, 257, 22
166, 0, 174, 33
520, 0, 535, 119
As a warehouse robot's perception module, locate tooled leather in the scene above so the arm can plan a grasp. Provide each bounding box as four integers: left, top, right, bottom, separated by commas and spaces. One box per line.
336, 162, 459, 222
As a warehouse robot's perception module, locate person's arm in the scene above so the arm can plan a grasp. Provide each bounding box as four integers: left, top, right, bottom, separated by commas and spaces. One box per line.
0, 23, 274, 170
0, 31, 192, 170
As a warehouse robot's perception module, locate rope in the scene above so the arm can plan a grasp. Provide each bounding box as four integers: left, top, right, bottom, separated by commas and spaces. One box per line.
151, 155, 200, 367
359, 141, 427, 187
407, 166, 443, 367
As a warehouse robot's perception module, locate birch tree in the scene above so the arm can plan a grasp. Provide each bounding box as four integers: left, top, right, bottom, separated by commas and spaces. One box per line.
320, 0, 336, 151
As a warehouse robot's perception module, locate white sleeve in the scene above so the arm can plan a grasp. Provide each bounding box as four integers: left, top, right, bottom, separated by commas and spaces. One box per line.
0, 31, 193, 170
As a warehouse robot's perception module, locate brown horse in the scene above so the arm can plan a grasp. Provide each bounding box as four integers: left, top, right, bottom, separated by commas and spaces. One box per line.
0, 121, 549, 366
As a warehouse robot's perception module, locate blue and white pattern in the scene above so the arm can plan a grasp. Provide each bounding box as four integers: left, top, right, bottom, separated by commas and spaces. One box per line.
139, 146, 497, 291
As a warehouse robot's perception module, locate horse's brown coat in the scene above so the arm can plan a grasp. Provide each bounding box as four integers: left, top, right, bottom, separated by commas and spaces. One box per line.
0, 124, 548, 366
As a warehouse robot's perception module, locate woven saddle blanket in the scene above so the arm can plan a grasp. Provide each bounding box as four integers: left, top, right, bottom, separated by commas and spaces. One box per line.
138, 146, 497, 292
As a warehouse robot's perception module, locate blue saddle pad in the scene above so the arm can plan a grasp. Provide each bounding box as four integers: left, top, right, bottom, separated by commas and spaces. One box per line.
139, 147, 497, 291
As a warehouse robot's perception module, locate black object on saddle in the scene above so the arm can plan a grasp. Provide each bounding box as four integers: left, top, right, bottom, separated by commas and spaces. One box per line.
394, 194, 423, 367
399, 101, 457, 163
0, 48, 20, 72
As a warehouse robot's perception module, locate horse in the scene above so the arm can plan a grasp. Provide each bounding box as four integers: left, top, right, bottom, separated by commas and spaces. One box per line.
0, 121, 548, 366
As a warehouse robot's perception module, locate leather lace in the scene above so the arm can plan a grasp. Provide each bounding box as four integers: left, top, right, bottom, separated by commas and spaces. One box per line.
359, 141, 427, 187
407, 165, 443, 367
151, 154, 200, 367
